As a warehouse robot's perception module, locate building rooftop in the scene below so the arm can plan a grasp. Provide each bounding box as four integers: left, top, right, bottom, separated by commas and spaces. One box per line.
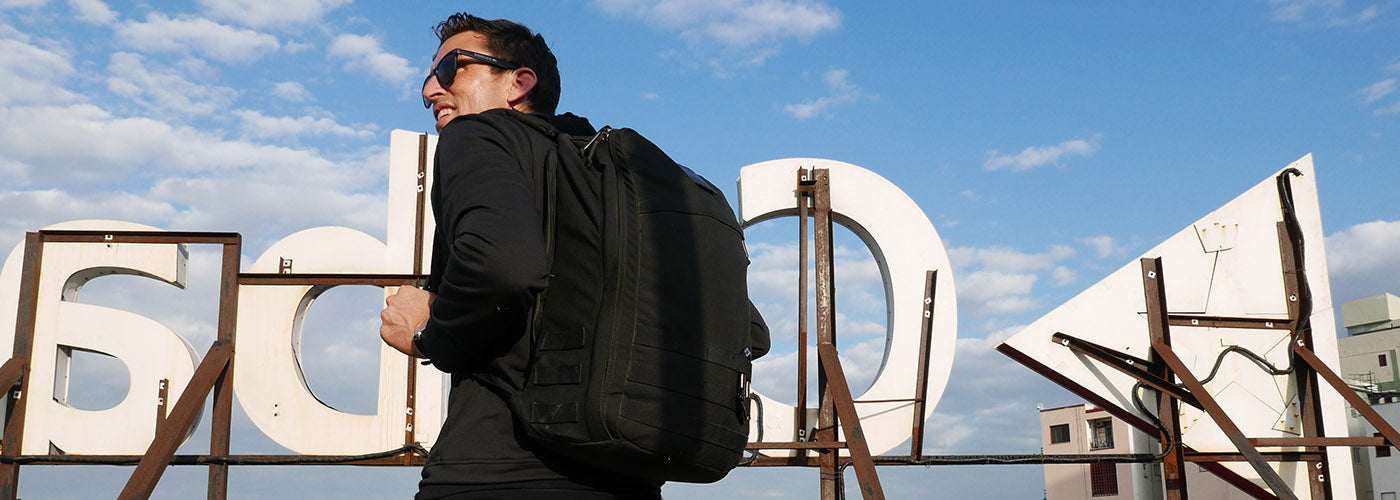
1342, 292, 1400, 336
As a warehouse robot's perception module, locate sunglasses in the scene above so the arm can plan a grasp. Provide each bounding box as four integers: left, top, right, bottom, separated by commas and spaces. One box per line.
421, 49, 520, 108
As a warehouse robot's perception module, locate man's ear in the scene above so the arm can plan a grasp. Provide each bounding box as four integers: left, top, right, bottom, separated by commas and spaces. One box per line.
507, 67, 538, 112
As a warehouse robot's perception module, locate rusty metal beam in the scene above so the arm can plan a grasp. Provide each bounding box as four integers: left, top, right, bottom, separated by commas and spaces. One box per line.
1293, 344, 1400, 456
0, 454, 426, 466
818, 344, 886, 500
404, 133, 429, 466
1249, 437, 1386, 447
1142, 258, 1190, 500
748, 442, 848, 450
0, 233, 43, 500
999, 335, 1281, 499
1167, 315, 1292, 330
207, 242, 240, 500
0, 360, 24, 399
1196, 461, 1282, 500
38, 230, 239, 245
119, 340, 233, 500
1271, 220, 1329, 500
797, 168, 812, 443
237, 274, 426, 286
1152, 340, 1299, 500
1187, 451, 1325, 463
1050, 332, 1200, 409
909, 270, 936, 460
809, 168, 840, 500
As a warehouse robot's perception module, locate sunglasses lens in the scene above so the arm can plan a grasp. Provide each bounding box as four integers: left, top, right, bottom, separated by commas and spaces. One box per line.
422, 75, 434, 108
435, 55, 457, 89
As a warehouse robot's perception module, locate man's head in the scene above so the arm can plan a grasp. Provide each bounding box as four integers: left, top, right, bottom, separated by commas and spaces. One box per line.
422, 14, 560, 131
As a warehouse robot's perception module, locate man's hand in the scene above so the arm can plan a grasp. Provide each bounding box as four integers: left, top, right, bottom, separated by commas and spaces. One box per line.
380, 286, 435, 358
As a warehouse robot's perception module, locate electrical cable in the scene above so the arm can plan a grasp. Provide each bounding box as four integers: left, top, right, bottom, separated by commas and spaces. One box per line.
0, 443, 430, 466
736, 393, 764, 466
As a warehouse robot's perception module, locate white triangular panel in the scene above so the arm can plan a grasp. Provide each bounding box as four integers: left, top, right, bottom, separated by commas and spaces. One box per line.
1000, 155, 1354, 498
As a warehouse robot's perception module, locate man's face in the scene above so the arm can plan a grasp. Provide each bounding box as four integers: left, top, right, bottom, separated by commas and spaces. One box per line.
422, 31, 517, 132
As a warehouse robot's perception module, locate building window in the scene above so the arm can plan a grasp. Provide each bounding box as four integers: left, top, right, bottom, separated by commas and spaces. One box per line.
1090, 463, 1119, 496
1381, 492, 1395, 500
1378, 433, 1391, 458
1381, 354, 1389, 367
1050, 424, 1070, 444
1089, 418, 1114, 450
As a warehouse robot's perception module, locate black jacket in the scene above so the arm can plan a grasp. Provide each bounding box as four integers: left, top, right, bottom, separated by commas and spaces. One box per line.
416, 110, 660, 499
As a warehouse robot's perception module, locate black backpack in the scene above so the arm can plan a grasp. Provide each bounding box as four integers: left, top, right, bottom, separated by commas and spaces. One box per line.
504, 112, 769, 483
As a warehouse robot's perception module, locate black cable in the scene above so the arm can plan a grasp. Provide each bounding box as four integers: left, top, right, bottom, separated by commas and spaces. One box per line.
736, 393, 765, 466
0, 443, 430, 466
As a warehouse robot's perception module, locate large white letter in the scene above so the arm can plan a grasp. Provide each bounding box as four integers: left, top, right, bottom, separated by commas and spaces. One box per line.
738, 159, 958, 456
0, 220, 199, 455
232, 130, 445, 454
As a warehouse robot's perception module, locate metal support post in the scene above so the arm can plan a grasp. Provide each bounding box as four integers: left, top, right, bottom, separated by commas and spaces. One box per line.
1141, 258, 1190, 500
0, 233, 41, 500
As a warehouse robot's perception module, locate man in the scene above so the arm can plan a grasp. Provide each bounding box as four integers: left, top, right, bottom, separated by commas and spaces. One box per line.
379, 13, 662, 500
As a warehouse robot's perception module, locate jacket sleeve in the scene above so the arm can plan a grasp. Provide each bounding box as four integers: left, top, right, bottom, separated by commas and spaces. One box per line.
417, 117, 549, 373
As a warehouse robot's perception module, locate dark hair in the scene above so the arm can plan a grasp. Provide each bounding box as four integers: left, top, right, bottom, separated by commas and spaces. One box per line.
434, 14, 560, 115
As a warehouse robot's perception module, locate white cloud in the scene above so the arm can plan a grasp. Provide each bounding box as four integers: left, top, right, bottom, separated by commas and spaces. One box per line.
1052, 266, 1077, 286
949, 244, 1075, 274
67, 0, 116, 25
0, 189, 176, 241
1325, 219, 1400, 300
958, 270, 1038, 309
198, 0, 351, 28
115, 13, 280, 64
283, 39, 315, 54
1374, 100, 1400, 116
327, 33, 416, 86
1079, 234, 1121, 259
0, 103, 381, 199
1358, 78, 1397, 104
271, 81, 311, 102
234, 109, 376, 140
105, 52, 236, 116
1268, 0, 1380, 26
595, 0, 840, 48
0, 37, 81, 106
784, 68, 864, 120
0, 105, 389, 243
0, 104, 183, 184
983, 135, 1101, 172
948, 244, 1076, 319
0, 0, 48, 7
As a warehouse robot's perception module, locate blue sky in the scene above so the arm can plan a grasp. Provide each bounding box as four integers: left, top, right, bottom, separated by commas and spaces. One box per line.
2, 1, 1399, 498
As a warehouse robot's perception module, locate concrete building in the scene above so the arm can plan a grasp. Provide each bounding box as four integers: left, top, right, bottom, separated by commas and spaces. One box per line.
1041, 404, 1156, 499
1340, 293, 1400, 397
1339, 292, 1400, 500
1040, 404, 1269, 499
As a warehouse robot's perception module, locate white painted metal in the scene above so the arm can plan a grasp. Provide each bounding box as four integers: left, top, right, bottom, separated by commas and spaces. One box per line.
1001, 155, 1355, 498
738, 158, 957, 456
0, 220, 200, 455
